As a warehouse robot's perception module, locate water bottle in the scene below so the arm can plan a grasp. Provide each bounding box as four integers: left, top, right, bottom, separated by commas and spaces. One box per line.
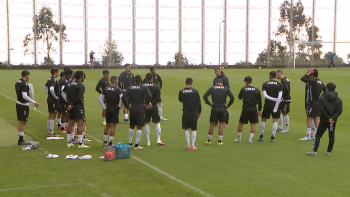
330, 123, 333, 132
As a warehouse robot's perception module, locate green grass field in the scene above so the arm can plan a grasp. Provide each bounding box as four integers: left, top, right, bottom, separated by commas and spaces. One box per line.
0, 68, 349, 197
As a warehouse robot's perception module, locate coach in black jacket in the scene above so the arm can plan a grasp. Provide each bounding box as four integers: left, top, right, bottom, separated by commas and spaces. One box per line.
307, 82, 342, 156
213, 67, 230, 126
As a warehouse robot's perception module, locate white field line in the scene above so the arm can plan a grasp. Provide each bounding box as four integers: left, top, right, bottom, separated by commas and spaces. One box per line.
0, 93, 214, 197
0, 182, 95, 192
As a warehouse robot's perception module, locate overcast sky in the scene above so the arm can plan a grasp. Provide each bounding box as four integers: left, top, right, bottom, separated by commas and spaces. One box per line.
0, 0, 349, 65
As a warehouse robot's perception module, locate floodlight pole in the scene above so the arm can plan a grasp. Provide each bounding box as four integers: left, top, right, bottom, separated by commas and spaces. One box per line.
288, 0, 294, 69
83, 0, 88, 66
311, 0, 315, 64
223, 0, 227, 66
155, 0, 159, 66
333, 0, 337, 53
178, 0, 182, 67
201, 0, 205, 66
245, 0, 249, 65
59, 0, 63, 65
267, 0, 271, 67
6, 0, 11, 65
33, 0, 37, 66
132, 0, 136, 66
218, 21, 225, 66
108, 0, 112, 66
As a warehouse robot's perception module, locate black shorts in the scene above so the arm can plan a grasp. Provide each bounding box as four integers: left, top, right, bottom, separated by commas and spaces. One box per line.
182, 110, 198, 130
306, 102, 320, 118
47, 97, 58, 113
69, 104, 85, 120
145, 106, 160, 123
261, 102, 280, 119
130, 106, 145, 126
279, 101, 290, 114
16, 103, 29, 121
106, 105, 120, 123
210, 105, 226, 123
58, 100, 68, 113
239, 107, 259, 124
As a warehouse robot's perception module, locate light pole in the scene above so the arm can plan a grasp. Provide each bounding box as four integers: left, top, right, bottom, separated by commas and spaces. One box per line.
218, 20, 225, 66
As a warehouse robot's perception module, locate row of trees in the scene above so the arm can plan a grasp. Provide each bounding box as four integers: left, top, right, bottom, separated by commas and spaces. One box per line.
23, 4, 348, 67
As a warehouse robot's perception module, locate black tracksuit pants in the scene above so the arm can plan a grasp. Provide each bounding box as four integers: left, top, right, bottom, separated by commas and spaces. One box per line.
313, 122, 336, 152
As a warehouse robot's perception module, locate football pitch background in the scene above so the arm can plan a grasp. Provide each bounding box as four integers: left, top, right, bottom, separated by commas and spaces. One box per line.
0, 68, 349, 197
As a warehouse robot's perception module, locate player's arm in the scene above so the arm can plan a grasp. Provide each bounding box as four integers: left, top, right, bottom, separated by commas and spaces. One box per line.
95, 80, 103, 94
203, 88, 212, 106
281, 80, 289, 99
257, 90, 262, 112
151, 88, 160, 106
227, 89, 234, 107
66, 88, 72, 105
49, 79, 59, 99
98, 93, 106, 110
238, 88, 243, 100
263, 90, 277, 102
61, 85, 68, 102
300, 71, 316, 85
178, 90, 183, 102
44, 86, 48, 94
318, 97, 331, 120
321, 83, 326, 97
332, 99, 343, 121
273, 91, 283, 113
121, 89, 130, 109
145, 86, 152, 101
158, 75, 162, 89
224, 77, 230, 88
71, 85, 85, 105
195, 90, 202, 114
118, 73, 124, 89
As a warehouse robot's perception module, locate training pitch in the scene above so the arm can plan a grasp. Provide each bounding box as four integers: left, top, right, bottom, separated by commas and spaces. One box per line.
0, 68, 349, 197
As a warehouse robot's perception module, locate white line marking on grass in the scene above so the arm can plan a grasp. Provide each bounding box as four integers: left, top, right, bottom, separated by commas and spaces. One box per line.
1, 93, 214, 197
0, 182, 94, 192
101, 193, 110, 197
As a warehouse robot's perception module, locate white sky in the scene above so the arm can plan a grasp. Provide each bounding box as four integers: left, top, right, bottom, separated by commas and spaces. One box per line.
0, 0, 349, 65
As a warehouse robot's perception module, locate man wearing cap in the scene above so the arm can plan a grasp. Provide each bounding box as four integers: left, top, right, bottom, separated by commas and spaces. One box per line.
96, 70, 110, 126
119, 63, 134, 123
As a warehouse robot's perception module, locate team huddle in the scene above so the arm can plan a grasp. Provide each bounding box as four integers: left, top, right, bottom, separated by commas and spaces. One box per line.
15, 66, 342, 155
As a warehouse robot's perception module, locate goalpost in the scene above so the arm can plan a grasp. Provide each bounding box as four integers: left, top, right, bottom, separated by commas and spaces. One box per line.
293, 41, 350, 69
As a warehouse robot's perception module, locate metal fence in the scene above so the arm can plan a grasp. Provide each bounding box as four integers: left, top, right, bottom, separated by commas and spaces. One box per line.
1, 0, 349, 67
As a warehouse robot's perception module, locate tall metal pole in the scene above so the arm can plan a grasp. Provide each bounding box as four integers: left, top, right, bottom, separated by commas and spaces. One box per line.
201, 0, 205, 65
333, 0, 337, 53
33, 0, 37, 65
245, 0, 249, 65
59, 0, 63, 65
83, 0, 88, 66
178, 0, 182, 66
288, 0, 294, 68
132, 0, 136, 65
155, 0, 159, 65
108, 0, 112, 66
219, 22, 221, 66
223, 0, 227, 66
311, 0, 315, 64
6, 0, 10, 65
267, 0, 271, 67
